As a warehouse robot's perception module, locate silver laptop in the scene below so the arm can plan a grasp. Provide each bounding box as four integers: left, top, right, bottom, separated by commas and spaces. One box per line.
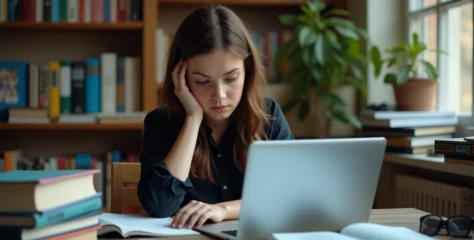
195, 137, 387, 240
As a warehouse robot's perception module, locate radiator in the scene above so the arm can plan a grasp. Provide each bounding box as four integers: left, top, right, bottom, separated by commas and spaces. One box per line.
394, 174, 474, 216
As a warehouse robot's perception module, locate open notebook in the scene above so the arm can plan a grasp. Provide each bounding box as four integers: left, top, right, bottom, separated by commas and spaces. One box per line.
269, 222, 436, 240
98, 213, 199, 237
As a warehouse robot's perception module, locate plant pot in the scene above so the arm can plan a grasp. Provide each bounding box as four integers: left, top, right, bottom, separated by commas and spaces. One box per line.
393, 78, 438, 111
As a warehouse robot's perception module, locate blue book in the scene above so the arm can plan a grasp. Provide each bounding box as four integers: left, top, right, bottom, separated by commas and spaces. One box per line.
0, 210, 101, 240
0, 193, 102, 229
0, 169, 100, 213
0, 61, 28, 121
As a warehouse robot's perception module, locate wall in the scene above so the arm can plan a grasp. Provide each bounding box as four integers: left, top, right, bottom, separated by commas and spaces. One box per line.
364, 0, 407, 106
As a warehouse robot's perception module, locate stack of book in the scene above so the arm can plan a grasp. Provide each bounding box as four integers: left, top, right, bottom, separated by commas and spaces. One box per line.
0, 169, 102, 239
435, 138, 474, 166
360, 110, 458, 154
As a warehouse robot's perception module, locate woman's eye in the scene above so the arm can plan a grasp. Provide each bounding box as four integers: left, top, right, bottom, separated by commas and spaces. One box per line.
196, 80, 209, 85
226, 77, 238, 82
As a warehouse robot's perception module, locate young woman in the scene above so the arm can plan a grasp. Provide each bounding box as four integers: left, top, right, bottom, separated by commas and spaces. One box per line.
137, 5, 294, 229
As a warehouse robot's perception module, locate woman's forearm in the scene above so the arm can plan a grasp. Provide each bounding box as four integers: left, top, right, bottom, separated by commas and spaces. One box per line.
164, 115, 202, 181
216, 200, 241, 220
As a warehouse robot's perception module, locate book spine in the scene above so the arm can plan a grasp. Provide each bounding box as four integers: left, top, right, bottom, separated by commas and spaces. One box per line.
51, 0, 59, 22
60, 61, 71, 113
59, 0, 66, 21
71, 62, 85, 113
36, 0, 43, 22
85, 58, 100, 113
38, 64, 49, 108
130, 0, 140, 20
100, 53, 117, 114
103, 0, 109, 21
116, 57, 124, 112
33, 196, 102, 228
49, 61, 61, 120
43, 0, 51, 21
67, 0, 78, 22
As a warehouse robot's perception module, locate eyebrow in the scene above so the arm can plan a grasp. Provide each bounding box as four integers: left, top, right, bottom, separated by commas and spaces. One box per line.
191, 68, 240, 78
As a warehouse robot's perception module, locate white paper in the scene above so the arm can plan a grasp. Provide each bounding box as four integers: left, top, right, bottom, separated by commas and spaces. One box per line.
271, 231, 359, 240
341, 223, 437, 240
99, 213, 199, 237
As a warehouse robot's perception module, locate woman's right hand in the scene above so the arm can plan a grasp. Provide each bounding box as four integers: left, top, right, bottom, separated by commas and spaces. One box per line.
172, 59, 203, 119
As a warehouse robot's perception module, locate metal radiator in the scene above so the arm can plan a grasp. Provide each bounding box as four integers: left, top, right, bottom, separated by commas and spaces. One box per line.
394, 174, 474, 217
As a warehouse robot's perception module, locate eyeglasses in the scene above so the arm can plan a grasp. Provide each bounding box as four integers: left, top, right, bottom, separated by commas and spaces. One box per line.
420, 214, 474, 238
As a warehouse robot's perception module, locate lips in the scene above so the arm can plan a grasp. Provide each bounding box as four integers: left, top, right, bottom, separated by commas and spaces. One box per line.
211, 106, 229, 111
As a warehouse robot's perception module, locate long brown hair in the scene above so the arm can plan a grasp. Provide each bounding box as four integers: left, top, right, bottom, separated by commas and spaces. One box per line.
161, 5, 269, 183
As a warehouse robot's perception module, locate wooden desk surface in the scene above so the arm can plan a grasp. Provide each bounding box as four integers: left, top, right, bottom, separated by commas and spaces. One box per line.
102, 208, 458, 240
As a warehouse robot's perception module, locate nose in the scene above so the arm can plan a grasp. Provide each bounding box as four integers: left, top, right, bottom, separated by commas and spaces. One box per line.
212, 82, 227, 99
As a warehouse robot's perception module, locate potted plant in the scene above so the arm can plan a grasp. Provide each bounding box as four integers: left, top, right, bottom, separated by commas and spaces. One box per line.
370, 32, 447, 111
274, 0, 368, 138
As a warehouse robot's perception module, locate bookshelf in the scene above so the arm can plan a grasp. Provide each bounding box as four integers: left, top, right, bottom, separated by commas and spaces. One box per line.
0, 123, 143, 130
0, 22, 143, 30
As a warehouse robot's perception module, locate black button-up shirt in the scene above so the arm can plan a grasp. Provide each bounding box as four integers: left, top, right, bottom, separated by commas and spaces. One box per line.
137, 98, 294, 218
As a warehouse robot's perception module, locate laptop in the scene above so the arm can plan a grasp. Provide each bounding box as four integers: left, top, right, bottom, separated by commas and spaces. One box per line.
195, 137, 387, 240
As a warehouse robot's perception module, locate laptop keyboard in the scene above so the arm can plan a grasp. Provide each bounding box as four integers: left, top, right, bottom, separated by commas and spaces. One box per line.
222, 230, 238, 236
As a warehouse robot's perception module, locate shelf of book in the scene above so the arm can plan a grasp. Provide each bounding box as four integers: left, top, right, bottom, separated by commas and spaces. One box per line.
0, 123, 143, 131
159, 0, 307, 6
0, 22, 143, 31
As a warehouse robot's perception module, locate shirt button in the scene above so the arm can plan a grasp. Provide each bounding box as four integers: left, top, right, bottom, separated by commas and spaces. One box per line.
223, 185, 227, 190
217, 153, 222, 158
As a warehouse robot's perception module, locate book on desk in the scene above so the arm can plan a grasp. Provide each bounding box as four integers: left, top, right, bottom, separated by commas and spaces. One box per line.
0, 169, 102, 239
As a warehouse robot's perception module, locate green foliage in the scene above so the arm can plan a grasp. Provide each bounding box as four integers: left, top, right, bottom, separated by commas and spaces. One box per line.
275, 0, 367, 130
370, 32, 447, 85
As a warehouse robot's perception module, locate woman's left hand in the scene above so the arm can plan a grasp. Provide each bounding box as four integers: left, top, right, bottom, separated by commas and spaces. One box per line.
171, 200, 226, 229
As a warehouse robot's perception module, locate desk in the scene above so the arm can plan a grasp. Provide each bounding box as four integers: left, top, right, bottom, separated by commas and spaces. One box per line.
102, 208, 458, 240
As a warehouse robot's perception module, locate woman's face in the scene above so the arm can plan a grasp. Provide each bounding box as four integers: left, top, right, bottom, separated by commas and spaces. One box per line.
186, 47, 245, 126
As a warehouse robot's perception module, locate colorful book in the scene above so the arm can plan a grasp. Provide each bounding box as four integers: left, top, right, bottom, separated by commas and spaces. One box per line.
0, 169, 99, 212
0, 210, 100, 240
0, 193, 102, 228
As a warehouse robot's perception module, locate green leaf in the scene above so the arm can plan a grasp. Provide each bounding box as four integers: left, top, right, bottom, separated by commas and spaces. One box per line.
370, 46, 382, 77
323, 9, 349, 17
411, 42, 427, 58
421, 60, 438, 83
300, 5, 313, 17
387, 57, 397, 68
396, 65, 412, 85
302, 46, 313, 67
311, 68, 323, 81
314, 33, 326, 64
412, 32, 419, 46
324, 30, 341, 50
307, 1, 326, 13
386, 44, 409, 54
350, 65, 363, 80
320, 92, 346, 107
383, 73, 397, 84
334, 26, 359, 40
355, 28, 368, 40
298, 26, 317, 47
282, 96, 301, 113
327, 108, 362, 129
429, 48, 449, 55
297, 14, 313, 25
297, 100, 310, 121
279, 14, 299, 26
327, 17, 355, 29
333, 54, 346, 67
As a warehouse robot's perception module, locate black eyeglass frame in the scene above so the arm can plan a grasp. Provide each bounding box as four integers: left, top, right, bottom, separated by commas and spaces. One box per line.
419, 214, 474, 238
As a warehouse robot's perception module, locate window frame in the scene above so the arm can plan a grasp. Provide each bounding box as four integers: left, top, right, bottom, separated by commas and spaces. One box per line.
406, 0, 474, 136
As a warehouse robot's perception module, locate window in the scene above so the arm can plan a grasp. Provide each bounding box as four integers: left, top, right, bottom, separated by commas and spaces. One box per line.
407, 0, 473, 114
